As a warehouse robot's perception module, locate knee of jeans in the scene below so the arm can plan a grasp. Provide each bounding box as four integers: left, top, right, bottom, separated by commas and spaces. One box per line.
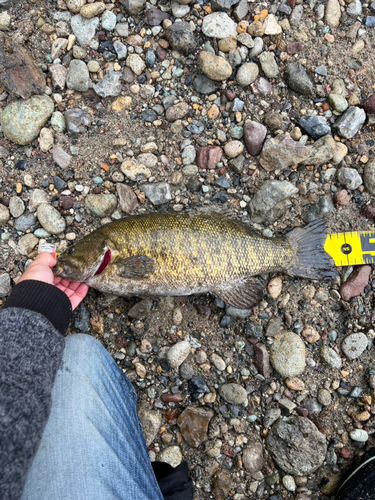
65, 333, 103, 352
63, 334, 108, 371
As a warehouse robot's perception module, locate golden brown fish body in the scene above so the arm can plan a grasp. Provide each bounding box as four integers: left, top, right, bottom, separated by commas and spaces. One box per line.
55, 213, 336, 309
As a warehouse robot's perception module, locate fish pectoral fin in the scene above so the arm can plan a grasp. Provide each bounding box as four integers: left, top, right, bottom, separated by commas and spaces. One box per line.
214, 278, 264, 309
115, 255, 155, 279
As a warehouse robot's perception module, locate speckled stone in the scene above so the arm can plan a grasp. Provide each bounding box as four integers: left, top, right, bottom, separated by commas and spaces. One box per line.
0, 95, 54, 145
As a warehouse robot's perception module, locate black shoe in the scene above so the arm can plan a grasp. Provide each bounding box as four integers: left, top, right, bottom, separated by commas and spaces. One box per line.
336, 448, 375, 499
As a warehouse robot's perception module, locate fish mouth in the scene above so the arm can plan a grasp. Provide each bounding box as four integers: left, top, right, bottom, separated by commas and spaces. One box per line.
94, 249, 112, 276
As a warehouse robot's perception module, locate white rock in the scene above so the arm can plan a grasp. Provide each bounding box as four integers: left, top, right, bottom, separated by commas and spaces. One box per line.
159, 446, 183, 468
167, 341, 191, 368
350, 429, 368, 442
38, 127, 54, 152
282, 475, 296, 492
202, 12, 237, 39
263, 14, 282, 35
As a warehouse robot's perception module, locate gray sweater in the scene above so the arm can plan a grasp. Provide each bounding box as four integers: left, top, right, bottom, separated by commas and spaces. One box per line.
0, 280, 72, 500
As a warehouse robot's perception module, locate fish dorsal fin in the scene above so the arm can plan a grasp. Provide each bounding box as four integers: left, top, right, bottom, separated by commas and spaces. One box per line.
214, 278, 264, 309
116, 255, 155, 279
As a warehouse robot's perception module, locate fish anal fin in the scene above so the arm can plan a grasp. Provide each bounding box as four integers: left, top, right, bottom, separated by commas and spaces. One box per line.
116, 255, 155, 279
215, 278, 264, 309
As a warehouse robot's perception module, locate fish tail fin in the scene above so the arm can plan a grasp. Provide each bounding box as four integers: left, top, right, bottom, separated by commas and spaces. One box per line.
287, 220, 337, 280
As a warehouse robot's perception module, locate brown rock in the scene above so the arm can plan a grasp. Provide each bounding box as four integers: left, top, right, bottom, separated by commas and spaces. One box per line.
49, 64, 68, 90
177, 407, 214, 447
198, 51, 232, 82
364, 94, 375, 115
340, 265, 371, 301
211, 469, 232, 500
260, 133, 310, 171
248, 21, 264, 37
362, 202, 375, 220
263, 111, 283, 130
61, 196, 74, 210
0, 34, 46, 99
116, 183, 138, 214
301, 326, 320, 344
243, 121, 267, 156
285, 377, 305, 391
287, 42, 304, 55
196, 146, 223, 170
166, 102, 189, 122
218, 36, 237, 53
254, 343, 271, 378
161, 393, 183, 403
335, 189, 351, 206
144, 7, 170, 26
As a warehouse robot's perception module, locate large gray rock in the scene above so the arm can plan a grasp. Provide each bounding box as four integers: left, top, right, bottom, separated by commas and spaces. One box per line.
319, 344, 342, 369
0, 204, 10, 226
37, 204, 66, 234
93, 71, 122, 97
341, 333, 368, 360
333, 106, 366, 139
118, 0, 146, 15
301, 135, 336, 166
165, 22, 197, 55
71, 14, 100, 46
258, 52, 279, 78
364, 159, 375, 195
337, 167, 363, 190
325, 0, 341, 28
85, 194, 117, 217
202, 12, 237, 38
211, 0, 240, 11
0, 273, 12, 298
242, 441, 264, 473
66, 60, 90, 92
266, 417, 327, 475
138, 406, 162, 446
270, 331, 306, 377
0, 95, 54, 145
285, 62, 314, 95
249, 180, 298, 224
219, 383, 247, 404
260, 133, 310, 171
141, 182, 172, 206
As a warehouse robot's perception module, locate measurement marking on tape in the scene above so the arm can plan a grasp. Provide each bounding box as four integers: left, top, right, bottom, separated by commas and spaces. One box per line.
325, 231, 375, 267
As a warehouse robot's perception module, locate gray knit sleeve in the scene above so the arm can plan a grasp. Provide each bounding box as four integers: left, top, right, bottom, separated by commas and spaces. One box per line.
0, 307, 65, 500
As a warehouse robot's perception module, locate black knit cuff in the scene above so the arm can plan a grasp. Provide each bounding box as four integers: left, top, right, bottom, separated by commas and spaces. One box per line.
3, 280, 72, 336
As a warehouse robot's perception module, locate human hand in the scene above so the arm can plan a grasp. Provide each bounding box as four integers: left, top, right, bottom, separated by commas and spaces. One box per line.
18, 252, 89, 310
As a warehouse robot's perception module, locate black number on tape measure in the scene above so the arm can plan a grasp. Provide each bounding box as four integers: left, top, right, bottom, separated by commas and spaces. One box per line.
360, 234, 375, 252
341, 243, 352, 255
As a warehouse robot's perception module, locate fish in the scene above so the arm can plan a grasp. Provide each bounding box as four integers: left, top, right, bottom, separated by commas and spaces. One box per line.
54, 212, 337, 309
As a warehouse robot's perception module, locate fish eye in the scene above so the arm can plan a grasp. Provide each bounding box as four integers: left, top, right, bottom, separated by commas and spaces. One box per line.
67, 248, 74, 255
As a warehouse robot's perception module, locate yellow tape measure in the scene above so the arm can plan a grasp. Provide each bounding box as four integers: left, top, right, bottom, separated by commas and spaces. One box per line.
325, 231, 375, 267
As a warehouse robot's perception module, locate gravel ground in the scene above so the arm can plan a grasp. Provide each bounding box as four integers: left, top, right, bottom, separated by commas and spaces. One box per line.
2, 0, 375, 498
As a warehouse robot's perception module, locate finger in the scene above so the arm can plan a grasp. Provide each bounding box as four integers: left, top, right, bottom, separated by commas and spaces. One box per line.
74, 283, 89, 298
59, 278, 72, 288
70, 291, 88, 310
53, 276, 62, 286
64, 281, 83, 292
34, 252, 57, 268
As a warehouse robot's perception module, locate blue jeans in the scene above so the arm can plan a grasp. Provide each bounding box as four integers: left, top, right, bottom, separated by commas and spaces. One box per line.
22, 334, 164, 500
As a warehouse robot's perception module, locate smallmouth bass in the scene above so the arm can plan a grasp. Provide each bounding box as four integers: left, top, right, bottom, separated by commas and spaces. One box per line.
54, 213, 337, 309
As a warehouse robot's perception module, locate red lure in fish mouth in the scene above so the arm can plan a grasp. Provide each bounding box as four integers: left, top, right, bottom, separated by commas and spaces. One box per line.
95, 249, 112, 275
